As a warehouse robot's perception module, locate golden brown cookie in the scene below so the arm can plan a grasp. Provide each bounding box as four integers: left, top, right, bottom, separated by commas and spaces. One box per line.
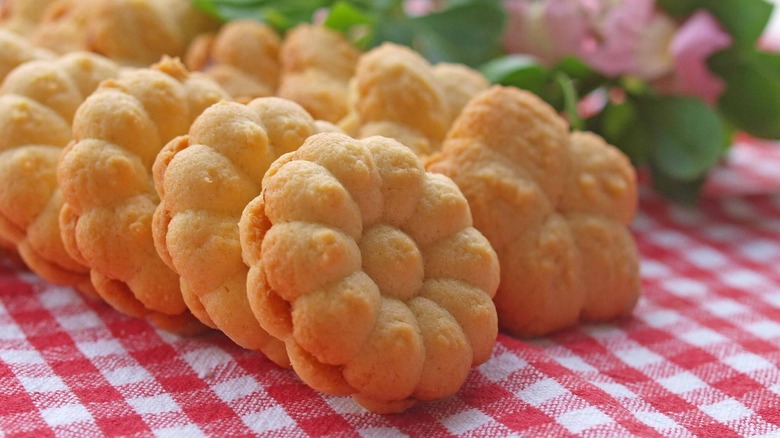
240, 132, 499, 413
33, 0, 218, 66
0, 52, 120, 294
57, 57, 229, 333
339, 43, 488, 156
185, 20, 281, 103
277, 24, 360, 123
432, 63, 490, 124
152, 97, 333, 366
426, 86, 640, 338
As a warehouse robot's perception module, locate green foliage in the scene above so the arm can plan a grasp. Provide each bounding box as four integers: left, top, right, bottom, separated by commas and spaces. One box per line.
638, 97, 725, 182
326, 0, 507, 66
193, 0, 506, 67
192, 0, 334, 31
592, 96, 726, 203
480, 55, 549, 95
710, 48, 780, 139
480, 55, 602, 115
477, 0, 776, 202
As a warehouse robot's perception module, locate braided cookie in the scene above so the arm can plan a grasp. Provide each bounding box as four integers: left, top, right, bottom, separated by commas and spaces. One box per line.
240, 132, 499, 413
426, 86, 640, 338
185, 20, 281, 103
57, 58, 229, 333
152, 97, 332, 366
277, 24, 360, 123
33, 0, 218, 66
339, 43, 488, 156
0, 52, 119, 292
0, 28, 54, 251
0, 29, 53, 83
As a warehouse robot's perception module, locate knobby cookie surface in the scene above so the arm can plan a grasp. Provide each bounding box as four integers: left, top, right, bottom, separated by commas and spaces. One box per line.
57, 57, 229, 334
152, 97, 334, 367
240, 132, 499, 413
339, 42, 488, 157
277, 24, 360, 124
185, 19, 281, 103
0, 29, 53, 83
427, 86, 640, 338
32, 0, 218, 66
0, 51, 119, 294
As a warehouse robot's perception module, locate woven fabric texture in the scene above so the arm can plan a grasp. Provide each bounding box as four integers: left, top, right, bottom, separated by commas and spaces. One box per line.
2, 141, 780, 437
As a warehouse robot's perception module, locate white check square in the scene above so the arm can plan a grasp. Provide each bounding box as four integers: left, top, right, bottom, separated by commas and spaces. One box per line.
243, 406, 296, 434
40, 404, 93, 427
442, 409, 492, 435
557, 406, 613, 434
700, 398, 751, 422
658, 372, 708, 395
517, 379, 568, 406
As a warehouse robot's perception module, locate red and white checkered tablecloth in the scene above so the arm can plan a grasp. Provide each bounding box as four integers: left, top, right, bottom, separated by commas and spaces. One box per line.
2, 140, 780, 437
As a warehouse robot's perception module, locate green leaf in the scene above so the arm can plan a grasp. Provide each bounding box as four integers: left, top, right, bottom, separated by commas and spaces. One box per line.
323, 1, 377, 47
553, 57, 592, 78
371, 13, 415, 47
479, 55, 548, 95
323, 1, 374, 31
636, 96, 726, 181
598, 96, 724, 201
191, 0, 335, 30
409, 1, 506, 67
347, 0, 398, 11
192, 0, 221, 17
656, 0, 699, 17
554, 72, 582, 131
553, 57, 603, 90
710, 48, 780, 139
597, 100, 654, 167
650, 164, 709, 205
700, 0, 772, 47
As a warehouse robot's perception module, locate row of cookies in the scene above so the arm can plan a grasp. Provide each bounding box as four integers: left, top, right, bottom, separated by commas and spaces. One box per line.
0, 9, 640, 412
0, 0, 496, 154
1, 0, 217, 65
0, 0, 491, 154
0, 0, 360, 127
0, 43, 495, 413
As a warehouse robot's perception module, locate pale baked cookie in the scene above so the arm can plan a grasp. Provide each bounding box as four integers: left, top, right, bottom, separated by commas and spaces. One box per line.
0, 0, 58, 36
277, 24, 360, 123
185, 20, 281, 103
152, 97, 332, 366
432, 63, 490, 125
33, 0, 218, 66
0, 29, 54, 83
0, 52, 120, 293
240, 132, 499, 413
57, 58, 229, 333
426, 86, 640, 338
339, 43, 488, 156
0, 28, 55, 250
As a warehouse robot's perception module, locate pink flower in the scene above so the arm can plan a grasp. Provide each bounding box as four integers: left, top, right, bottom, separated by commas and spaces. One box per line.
502, 1, 733, 104
634, 12, 678, 80
503, 0, 662, 76
503, 0, 588, 64
577, 0, 657, 77
404, 0, 446, 16
654, 11, 732, 104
